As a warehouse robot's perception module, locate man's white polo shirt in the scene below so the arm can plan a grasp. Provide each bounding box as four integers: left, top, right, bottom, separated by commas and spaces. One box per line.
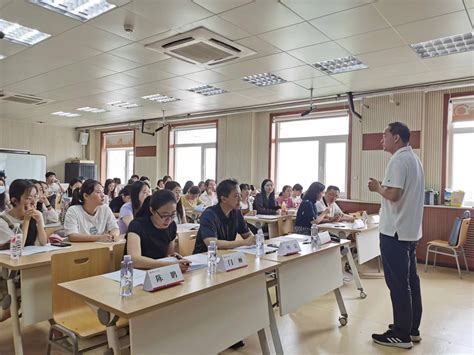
379, 146, 424, 241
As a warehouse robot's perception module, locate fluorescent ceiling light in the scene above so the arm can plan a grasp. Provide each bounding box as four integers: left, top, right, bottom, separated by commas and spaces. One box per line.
29, 0, 117, 22
410, 32, 474, 59
107, 101, 141, 109
141, 94, 180, 103
76, 106, 108, 113
313, 56, 368, 75
0, 19, 50, 46
0, 55, 5, 60
188, 85, 227, 96
51, 111, 81, 117
242, 73, 287, 87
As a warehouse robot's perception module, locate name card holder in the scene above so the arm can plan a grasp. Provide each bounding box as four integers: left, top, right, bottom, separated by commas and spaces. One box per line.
318, 231, 332, 245
278, 239, 301, 256
217, 252, 248, 272
143, 264, 184, 292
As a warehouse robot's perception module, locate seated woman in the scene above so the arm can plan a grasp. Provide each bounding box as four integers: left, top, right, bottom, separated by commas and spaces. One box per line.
0, 179, 47, 248
0, 177, 9, 212
295, 182, 329, 235
59, 178, 82, 224
164, 181, 187, 224
118, 181, 150, 235
239, 183, 254, 215
109, 184, 131, 218
292, 183, 304, 206
66, 178, 83, 198
254, 179, 281, 215
180, 185, 201, 221
32, 180, 59, 224
126, 190, 190, 272
103, 178, 116, 205
64, 179, 119, 242
276, 185, 297, 209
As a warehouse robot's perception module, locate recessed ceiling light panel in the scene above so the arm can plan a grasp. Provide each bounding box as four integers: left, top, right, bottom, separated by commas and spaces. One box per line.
242, 73, 287, 87
141, 94, 180, 103
0, 19, 50, 45
51, 111, 81, 117
107, 101, 141, 109
187, 85, 227, 96
76, 106, 108, 113
29, 0, 118, 22
410, 32, 474, 59
313, 56, 368, 75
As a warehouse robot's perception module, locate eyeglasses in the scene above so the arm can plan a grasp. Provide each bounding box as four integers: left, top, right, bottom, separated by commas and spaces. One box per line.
154, 210, 177, 221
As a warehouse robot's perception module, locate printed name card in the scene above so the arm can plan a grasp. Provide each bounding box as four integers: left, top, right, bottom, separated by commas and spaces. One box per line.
143, 264, 184, 292
352, 219, 365, 229
319, 231, 332, 245
278, 239, 301, 256
370, 215, 380, 224
217, 252, 248, 272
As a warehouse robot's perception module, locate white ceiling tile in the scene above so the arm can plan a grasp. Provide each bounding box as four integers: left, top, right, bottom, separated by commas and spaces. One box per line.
183, 70, 231, 84
213, 52, 305, 78
150, 58, 203, 75
263, 82, 309, 98
1, 0, 79, 35
273, 65, 326, 81
0, 0, 12, 9
192, 0, 253, 14
113, 81, 175, 98
102, 72, 154, 87
0, 39, 27, 57
82, 53, 142, 73
158, 77, 203, 90
293, 76, 343, 90
124, 0, 212, 29
159, 90, 202, 101
109, 43, 170, 65
211, 79, 255, 91
421, 52, 474, 71
55, 25, 132, 52
288, 42, 350, 65
396, 11, 472, 44
374, 0, 465, 26
232, 36, 282, 63
41, 81, 120, 101
175, 15, 251, 41
235, 87, 277, 98
281, 0, 374, 20
427, 66, 474, 82
258, 22, 329, 51
356, 46, 420, 67
310, 4, 390, 40
88, 8, 169, 41
124, 63, 176, 82
313, 84, 350, 97
220, 1, 302, 35
336, 28, 406, 55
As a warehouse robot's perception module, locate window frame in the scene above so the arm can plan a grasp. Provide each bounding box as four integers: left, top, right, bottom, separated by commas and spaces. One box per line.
270, 108, 352, 197
100, 129, 135, 183
168, 120, 218, 183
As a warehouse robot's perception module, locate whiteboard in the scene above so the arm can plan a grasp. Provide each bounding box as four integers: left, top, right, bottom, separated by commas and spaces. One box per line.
0, 152, 47, 182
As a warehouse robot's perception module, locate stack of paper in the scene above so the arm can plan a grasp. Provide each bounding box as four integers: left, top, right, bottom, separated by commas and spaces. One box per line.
233, 245, 279, 255
176, 223, 200, 232
159, 254, 208, 272
0, 244, 71, 256
103, 269, 147, 287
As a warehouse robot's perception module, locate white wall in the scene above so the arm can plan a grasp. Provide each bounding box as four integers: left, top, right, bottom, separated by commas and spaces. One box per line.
0, 119, 82, 181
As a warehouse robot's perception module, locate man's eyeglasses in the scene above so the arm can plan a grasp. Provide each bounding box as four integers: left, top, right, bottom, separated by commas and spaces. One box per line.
154, 210, 177, 221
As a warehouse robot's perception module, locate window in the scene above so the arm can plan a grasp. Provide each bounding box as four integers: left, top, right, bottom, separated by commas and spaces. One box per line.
448, 99, 474, 206
102, 131, 134, 183
271, 113, 349, 195
169, 124, 217, 184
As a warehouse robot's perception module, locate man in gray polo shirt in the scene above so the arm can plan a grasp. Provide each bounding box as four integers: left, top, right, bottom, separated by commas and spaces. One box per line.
368, 122, 424, 349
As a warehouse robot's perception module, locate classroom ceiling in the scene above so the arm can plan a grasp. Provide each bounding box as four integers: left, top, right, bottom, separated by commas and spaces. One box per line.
0, 0, 473, 128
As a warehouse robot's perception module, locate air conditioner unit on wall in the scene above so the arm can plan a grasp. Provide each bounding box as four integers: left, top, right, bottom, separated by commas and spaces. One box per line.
145, 27, 256, 68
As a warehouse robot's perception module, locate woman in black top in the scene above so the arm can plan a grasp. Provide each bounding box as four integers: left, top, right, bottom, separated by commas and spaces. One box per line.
254, 179, 281, 215
295, 182, 328, 235
126, 190, 190, 272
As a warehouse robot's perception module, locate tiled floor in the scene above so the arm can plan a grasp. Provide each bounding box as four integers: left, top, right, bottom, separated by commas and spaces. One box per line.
0, 262, 472, 354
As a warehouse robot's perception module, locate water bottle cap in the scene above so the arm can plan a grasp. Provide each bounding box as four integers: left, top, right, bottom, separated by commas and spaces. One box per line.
123, 255, 132, 262
209, 240, 216, 246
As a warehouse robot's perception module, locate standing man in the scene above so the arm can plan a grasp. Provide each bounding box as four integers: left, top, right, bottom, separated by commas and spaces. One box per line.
368, 122, 424, 349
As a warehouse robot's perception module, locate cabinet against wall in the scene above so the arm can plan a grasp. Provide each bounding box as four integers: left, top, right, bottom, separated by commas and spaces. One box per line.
65, 162, 96, 183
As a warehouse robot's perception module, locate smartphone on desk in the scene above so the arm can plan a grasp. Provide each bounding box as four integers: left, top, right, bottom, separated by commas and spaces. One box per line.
51, 242, 71, 247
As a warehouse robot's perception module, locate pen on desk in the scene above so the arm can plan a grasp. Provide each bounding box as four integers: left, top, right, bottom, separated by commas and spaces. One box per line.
265, 250, 277, 254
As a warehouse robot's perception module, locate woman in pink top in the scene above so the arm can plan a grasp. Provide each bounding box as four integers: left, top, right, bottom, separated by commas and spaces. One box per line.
277, 185, 296, 208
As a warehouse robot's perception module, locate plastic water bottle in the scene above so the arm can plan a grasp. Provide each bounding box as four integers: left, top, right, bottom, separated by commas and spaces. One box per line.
311, 224, 321, 248
256, 228, 265, 257
10, 224, 22, 260
362, 211, 369, 225
120, 255, 133, 297
207, 241, 217, 275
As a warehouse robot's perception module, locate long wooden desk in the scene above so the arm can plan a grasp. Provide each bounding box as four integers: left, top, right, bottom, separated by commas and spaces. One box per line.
0, 241, 124, 355
244, 214, 296, 238
59, 253, 281, 354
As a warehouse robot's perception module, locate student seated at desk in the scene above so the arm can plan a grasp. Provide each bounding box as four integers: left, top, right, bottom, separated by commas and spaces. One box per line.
0, 177, 9, 212
193, 179, 255, 254
64, 179, 119, 242
109, 184, 131, 218
118, 182, 150, 235
66, 178, 82, 198
103, 179, 116, 205
239, 183, 254, 215
31, 180, 59, 224
0, 179, 47, 248
277, 185, 297, 209
316, 185, 355, 223
254, 179, 281, 215
295, 182, 329, 235
165, 181, 187, 224
292, 183, 303, 206
199, 179, 218, 207
126, 190, 190, 272
180, 186, 202, 220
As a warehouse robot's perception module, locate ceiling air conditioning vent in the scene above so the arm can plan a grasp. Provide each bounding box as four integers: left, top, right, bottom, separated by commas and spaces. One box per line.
1, 93, 53, 105
145, 27, 256, 68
